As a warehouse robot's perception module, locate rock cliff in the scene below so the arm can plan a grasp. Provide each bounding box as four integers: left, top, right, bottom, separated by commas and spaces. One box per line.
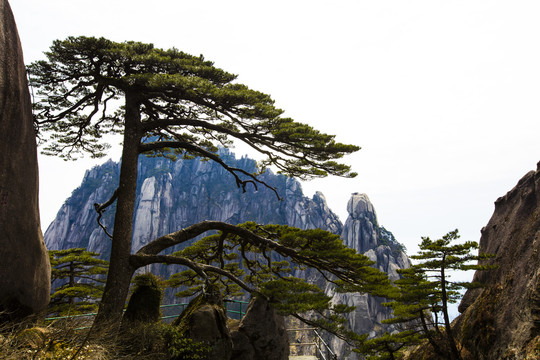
0, 0, 50, 321
44, 151, 409, 358
45, 150, 342, 258
45, 150, 346, 293
324, 193, 410, 359
453, 161, 540, 359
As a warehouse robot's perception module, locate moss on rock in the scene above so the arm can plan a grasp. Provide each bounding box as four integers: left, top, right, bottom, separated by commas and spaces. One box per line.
123, 273, 163, 324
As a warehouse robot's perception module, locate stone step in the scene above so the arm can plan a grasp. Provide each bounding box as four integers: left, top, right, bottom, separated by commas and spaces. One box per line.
289, 356, 318, 360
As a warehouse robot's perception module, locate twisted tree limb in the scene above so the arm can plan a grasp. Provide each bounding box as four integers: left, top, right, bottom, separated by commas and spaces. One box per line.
93, 188, 118, 239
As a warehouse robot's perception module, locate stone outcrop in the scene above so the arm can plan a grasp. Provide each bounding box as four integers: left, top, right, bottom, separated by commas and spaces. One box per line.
176, 294, 288, 360
230, 296, 289, 360
453, 162, 540, 359
173, 291, 233, 360
342, 193, 378, 252
122, 273, 162, 325
325, 193, 410, 359
0, 0, 50, 320
345, 194, 409, 281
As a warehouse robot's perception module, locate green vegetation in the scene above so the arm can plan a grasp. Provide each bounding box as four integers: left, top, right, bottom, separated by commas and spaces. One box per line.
0, 318, 210, 359
166, 222, 390, 337
39, 230, 494, 360
48, 248, 108, 316
118, 321, 211, 359
33, 36, 495, 360
357, 229, 496, 360
356, 330, 420, 360
0, 270, 206, 359
166, 335, 211, 360
28, 36, 361, 327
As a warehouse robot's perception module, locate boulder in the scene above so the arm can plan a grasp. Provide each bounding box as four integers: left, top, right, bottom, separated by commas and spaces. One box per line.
173, 290, 233, 360
230, 324, 255, 360
0, 0, 50, 321
122, 273, 162, 325
454, 161, 540, 359
230, 296, 289, 360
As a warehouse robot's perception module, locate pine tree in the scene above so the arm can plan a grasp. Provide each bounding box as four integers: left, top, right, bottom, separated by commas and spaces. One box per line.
165, 222, 391, 337
377, 267, 444, 358
48, 248, 109, 316
28, 36, 361, 326
356, 330, 421, 360
367, 230, 495, 360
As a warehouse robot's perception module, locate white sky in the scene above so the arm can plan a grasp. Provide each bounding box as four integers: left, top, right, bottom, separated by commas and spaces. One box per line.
11, 1, 540, 261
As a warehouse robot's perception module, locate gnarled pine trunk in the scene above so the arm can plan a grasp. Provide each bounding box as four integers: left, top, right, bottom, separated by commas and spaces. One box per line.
94, 92, 141, 327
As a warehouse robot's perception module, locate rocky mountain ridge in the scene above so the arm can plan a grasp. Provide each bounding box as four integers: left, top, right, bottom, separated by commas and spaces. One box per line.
44, 150, 409, 359
46, 151, 343, 257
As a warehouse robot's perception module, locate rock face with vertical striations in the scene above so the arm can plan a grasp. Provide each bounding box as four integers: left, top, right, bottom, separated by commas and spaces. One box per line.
452, 162, 540, 360
0, 0, 50, 321
324, 193, 410, 359
45, 151, 346, 294
44, 152, 409, 359
45, 151, 343, 262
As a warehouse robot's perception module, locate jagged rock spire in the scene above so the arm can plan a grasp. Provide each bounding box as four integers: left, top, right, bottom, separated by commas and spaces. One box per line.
342, 193, 379, 253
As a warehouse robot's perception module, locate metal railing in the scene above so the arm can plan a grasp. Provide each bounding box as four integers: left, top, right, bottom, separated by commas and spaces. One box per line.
44, 299, 250, 326
288, 327, 337, 360
160, 302, 188, 321
224, 299, 249, 319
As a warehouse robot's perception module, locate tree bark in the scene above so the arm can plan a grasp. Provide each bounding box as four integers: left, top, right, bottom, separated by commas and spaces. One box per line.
94, 92, 142, 326
441, 260, 461, 360
420, 311, 445, 358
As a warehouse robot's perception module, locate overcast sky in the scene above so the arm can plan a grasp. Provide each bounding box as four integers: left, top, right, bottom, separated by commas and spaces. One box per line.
11, 1, 540, 261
